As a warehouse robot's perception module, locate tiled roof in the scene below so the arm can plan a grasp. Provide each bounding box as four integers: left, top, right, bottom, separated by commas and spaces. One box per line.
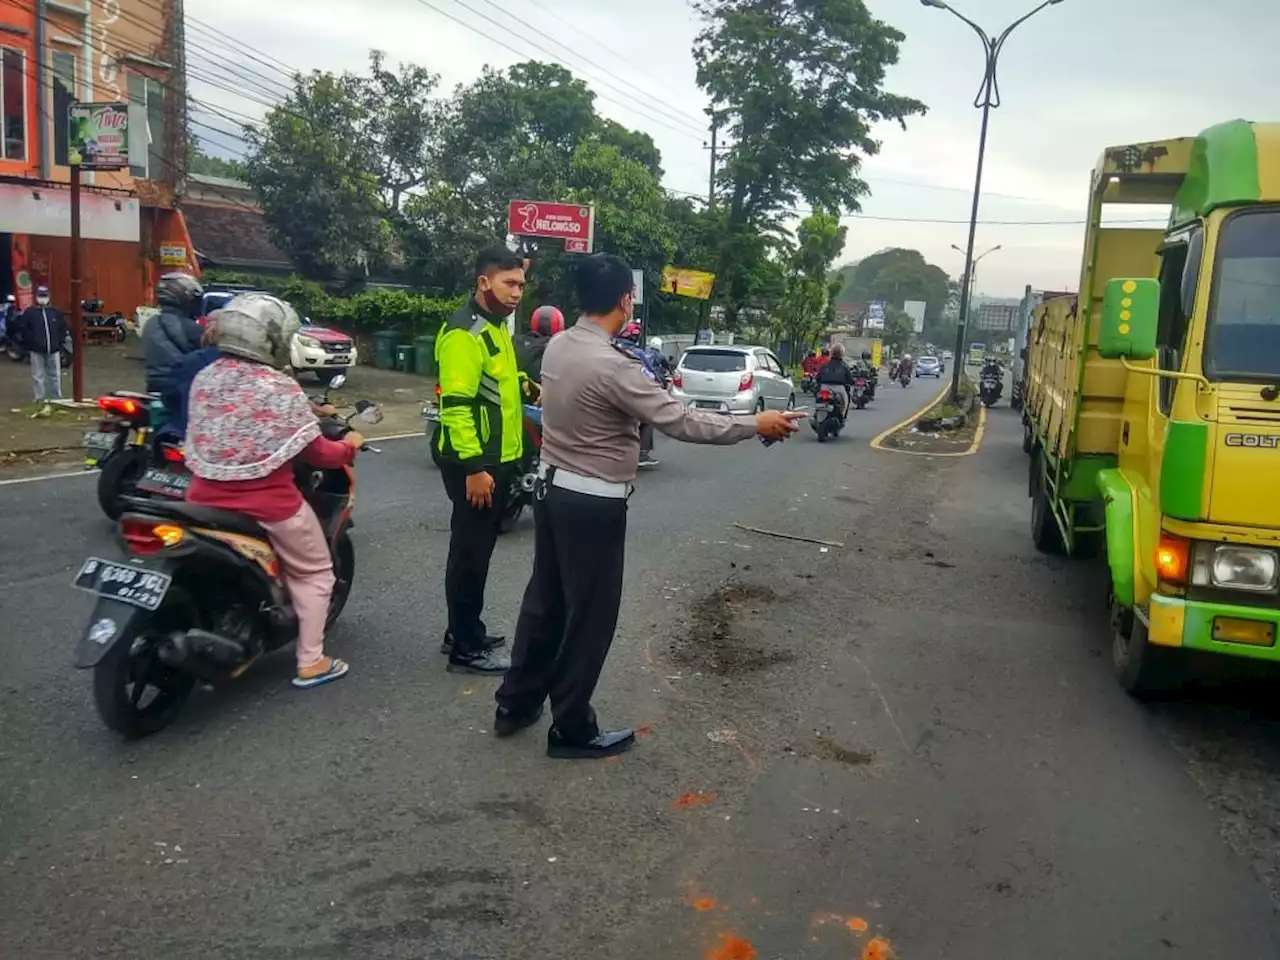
183, 202, 291, 268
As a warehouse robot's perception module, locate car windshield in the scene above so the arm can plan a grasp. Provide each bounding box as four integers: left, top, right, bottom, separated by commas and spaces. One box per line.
681, 350, 746, 372
1205, 208, 1280, 380
920, 357, 938, 364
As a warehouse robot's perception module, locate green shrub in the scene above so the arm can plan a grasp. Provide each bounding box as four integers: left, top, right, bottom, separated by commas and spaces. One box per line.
200, 270, 464, 337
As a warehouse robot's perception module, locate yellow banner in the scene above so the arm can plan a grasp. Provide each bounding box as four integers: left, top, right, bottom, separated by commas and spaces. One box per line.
871, 339, 882, 369
661, 266, 715, 301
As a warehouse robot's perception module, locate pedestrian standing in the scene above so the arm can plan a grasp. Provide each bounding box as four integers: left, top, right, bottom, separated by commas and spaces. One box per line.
13, 286, 68, 402
494, 254, 804, 759
433, 246, 529, 675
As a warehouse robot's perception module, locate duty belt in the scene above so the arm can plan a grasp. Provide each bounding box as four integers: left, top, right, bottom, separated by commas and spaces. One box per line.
537, 463, 632, 500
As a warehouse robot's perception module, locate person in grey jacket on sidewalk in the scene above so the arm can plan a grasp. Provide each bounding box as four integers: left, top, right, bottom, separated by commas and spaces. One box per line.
12, 286, 68, 401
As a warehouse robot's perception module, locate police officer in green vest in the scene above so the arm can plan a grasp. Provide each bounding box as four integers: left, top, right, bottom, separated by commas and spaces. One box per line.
434, 246, 528, 675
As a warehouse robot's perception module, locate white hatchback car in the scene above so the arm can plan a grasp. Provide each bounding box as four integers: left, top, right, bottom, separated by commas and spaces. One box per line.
671, 345, 795, 414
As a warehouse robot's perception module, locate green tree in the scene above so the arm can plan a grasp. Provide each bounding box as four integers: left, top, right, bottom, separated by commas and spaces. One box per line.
882, 306, 915, 354
775, 211, 847, 359
693, 0, 926, 327
838, 248, 951, 322
244, 70, 386, 279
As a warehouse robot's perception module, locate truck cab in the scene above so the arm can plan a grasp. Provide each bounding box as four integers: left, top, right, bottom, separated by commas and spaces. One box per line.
1024, 120, 1280, 693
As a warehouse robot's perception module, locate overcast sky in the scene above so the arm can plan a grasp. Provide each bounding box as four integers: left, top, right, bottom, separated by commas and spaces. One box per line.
186, 0, 1277, 297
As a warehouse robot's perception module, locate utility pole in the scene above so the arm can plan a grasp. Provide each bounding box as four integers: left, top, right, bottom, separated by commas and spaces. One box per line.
69, 159, 84, 401
706, 114, 719, 208
171, 0, 188, 200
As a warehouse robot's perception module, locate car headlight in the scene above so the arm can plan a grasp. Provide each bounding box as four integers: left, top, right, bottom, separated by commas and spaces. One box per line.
296, 335, 319, 349
1192, 543, 1278, 592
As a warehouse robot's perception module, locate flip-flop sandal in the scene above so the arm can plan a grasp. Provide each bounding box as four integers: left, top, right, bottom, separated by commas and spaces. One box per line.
292, 657, 349, 689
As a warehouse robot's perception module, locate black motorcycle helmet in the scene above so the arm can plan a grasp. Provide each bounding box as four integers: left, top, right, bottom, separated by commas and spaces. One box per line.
156, 272, 205, 318
861, 350, 872, 361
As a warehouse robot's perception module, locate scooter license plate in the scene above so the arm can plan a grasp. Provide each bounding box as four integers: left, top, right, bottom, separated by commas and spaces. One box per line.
137, 468, 191, 497
73, 558, 171, 611
83, 431, 117, 464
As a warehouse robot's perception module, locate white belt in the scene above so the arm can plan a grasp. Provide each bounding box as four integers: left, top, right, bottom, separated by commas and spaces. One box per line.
538, 463, 631, 499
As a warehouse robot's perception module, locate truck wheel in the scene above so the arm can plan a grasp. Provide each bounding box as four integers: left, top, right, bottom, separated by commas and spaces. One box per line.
1022, 421, 1035, 455
1113, 607, 1181, 697
1030, 452, 1065, 555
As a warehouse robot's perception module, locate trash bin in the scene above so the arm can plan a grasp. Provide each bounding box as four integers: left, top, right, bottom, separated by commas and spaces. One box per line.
395, 343, 415, 374
372, 330, 399, 370
414, 335, 437, 377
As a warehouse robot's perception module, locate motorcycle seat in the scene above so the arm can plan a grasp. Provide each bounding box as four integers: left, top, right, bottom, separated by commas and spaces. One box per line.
113, 390, 161, 401
121, 497, 268, 539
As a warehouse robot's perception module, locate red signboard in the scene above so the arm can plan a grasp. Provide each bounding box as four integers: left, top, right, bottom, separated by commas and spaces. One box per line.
508, 201, 595, 254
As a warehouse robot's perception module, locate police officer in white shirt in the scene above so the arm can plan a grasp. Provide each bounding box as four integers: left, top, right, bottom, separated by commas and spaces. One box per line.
494, 254, 804, 758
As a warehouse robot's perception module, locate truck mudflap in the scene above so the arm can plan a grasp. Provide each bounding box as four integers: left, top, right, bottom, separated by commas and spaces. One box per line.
1097, 468, 1136, 607
1148, 595, 1280, 664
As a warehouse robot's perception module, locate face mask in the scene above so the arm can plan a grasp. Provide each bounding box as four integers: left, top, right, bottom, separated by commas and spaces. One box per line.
478, 288, 516, 318
36, 297, 49, 306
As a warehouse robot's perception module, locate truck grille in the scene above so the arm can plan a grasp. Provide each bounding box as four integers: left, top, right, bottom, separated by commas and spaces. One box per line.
322, 340, 352, 354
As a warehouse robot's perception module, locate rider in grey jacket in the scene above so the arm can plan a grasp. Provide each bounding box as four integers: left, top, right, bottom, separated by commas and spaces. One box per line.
143, 273, 205, 394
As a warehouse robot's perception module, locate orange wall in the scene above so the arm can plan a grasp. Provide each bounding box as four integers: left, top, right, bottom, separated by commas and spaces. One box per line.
20, 233, 148, 316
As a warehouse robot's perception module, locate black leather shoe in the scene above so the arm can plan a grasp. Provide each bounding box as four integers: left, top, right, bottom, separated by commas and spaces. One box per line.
446, 650, 511, 676
546, 726, 635, 759
440, 631, 506, 655
494, 704, 544, 738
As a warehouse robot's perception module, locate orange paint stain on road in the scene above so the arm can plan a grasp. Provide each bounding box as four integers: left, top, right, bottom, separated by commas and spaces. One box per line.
846, 917, 869, 933
861, 936, 895, 960
691, 896, 717, 912
636, 725, 654, 739
705, 933, 757, 960
673, 792, 717, 809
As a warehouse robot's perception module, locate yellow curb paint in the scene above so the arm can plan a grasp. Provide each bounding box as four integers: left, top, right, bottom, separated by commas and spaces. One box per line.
869, 381, 949, 450
870, 390, 988, 458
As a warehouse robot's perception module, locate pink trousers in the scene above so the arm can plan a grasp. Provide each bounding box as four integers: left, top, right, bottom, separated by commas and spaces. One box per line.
262, 503, 336, 670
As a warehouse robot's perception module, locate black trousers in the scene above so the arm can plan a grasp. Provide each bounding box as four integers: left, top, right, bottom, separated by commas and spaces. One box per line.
496, 483, 627, 741
440, 463, 510, 656
639, 422, 655, 456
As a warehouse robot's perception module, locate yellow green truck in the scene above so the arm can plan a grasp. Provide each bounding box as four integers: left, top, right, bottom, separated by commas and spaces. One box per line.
1023, 120, 1280, 694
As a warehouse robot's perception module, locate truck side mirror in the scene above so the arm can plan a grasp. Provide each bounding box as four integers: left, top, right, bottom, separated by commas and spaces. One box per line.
1099, 278, 1158, 361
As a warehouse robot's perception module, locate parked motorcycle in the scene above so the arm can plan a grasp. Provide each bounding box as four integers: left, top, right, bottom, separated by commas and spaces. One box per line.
81, 299, 129, 344
6, 335, 73, 368
72, 401, 383, 738
811, 386, 846, 442
979, 369, 1003, 407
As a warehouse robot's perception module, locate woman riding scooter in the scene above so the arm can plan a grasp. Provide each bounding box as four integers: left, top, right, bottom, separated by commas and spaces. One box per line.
183, 294, 365, 690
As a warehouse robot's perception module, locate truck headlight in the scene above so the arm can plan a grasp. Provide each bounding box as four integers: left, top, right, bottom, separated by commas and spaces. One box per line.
1193, 544, 1278, 592
296, 335, 320, 350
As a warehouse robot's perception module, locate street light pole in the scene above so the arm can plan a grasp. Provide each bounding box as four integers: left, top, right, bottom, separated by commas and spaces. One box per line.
951, 243, 1001, 347
922, 0, 1064, 401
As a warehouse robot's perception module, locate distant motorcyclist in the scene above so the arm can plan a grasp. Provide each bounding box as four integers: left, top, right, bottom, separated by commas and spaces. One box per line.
981, 355, 1003, 377
144, 272, 205, 395
801, 349, 824, 380
899, 353, 914, 379
817, 342, 856, 414
852, 349, 878, 399
638, 336, 673, 468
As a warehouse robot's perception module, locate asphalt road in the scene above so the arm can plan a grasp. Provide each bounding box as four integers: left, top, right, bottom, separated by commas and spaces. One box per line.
3, 375, 1280, 959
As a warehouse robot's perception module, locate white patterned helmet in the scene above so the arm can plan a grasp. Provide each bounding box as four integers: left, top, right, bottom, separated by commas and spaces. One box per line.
212, 294, 300, 369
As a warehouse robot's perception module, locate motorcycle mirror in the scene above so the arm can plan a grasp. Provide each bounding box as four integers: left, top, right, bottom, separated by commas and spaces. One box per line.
327, 374, 347, 391
356, 403, 384, 425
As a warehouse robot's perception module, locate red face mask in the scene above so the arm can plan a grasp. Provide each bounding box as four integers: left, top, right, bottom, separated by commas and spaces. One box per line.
478, 288, 516, 318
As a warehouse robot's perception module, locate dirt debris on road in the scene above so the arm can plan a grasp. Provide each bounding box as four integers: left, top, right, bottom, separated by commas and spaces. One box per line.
670, 582, 796, 677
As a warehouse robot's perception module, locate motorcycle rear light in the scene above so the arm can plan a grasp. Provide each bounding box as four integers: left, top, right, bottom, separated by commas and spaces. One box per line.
434, 384, 442, 398
161, 445, 185, 464
738, 371, 754, 391
673, 371, 683, 388
120, 518, 185, 556
817, 388, 831, 401
98, 395, 140, 419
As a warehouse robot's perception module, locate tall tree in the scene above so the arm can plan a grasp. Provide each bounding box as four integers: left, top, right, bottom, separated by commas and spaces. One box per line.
694, 0, 926, 326
776, 211, 847, 359
244, 71, 385, 279
838, 247, 951, 321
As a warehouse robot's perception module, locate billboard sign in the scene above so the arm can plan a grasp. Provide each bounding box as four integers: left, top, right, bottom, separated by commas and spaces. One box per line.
903, 300, 926, 334
68, 102, 130, 170
865, 300, 886, 330
661, 266, 715, 301
507, 200, 595, 254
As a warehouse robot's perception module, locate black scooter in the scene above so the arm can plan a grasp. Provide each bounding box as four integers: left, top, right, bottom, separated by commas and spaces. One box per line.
72, 402, 382, 738
812, 386, 847, 442
979, 368, 1003, 407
